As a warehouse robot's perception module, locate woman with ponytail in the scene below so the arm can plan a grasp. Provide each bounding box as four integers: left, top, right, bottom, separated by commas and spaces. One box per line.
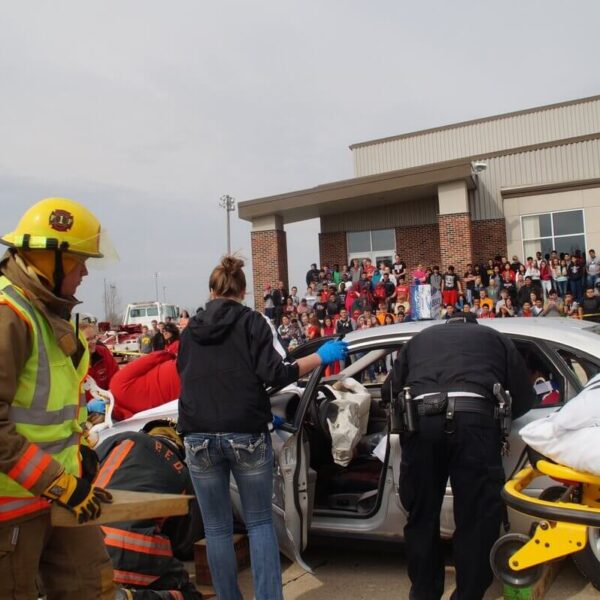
177, 255, 347, 600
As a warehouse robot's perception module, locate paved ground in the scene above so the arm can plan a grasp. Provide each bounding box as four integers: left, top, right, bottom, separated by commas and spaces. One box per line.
225, 538, 598, 599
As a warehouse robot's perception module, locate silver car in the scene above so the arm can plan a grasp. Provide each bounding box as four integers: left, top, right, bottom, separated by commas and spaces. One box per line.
99, 317, 600, 572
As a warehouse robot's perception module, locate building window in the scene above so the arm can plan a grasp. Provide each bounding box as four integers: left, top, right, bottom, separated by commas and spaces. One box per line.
347, 229, 395, 267
521, 209, 585, 258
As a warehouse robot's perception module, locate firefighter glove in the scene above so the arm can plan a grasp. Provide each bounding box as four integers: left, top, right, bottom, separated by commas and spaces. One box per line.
42, 470, 113, 524
80, 445, 100, 484
316, 340, 348, 364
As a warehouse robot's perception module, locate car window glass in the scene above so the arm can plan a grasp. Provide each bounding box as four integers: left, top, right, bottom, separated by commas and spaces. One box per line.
276, 343, 400, 425
513, 340, 564, 408
350, 348, 397, 386
557, 349, 600, 387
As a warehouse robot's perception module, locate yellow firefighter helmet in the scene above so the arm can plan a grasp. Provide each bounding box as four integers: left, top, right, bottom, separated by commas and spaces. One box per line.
1, 197, 104, 258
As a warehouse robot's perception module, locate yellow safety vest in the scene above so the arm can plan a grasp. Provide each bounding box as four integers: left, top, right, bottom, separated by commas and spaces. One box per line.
0, 275, 88, 502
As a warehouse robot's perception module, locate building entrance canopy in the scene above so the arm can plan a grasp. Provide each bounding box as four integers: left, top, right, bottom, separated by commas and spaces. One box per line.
240, 159, 478, 311
238, 160, 476, 227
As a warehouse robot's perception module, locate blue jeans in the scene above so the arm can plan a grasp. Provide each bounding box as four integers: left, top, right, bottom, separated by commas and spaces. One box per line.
184, 432, 283, 600
569, 278, 583, 303
356, 352, 376, 382
555, 279, 568, 297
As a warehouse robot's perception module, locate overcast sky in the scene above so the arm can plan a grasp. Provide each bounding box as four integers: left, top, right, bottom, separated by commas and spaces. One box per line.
1, 1, 599, 319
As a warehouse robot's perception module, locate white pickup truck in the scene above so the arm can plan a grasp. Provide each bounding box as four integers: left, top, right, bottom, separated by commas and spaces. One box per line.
123, 301, 180, 328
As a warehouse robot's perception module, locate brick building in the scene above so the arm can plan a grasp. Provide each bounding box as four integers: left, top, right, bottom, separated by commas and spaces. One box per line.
239, 95, 600, 310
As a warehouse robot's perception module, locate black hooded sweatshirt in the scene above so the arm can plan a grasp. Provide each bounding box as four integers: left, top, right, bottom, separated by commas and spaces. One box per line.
177, 299, 299, 435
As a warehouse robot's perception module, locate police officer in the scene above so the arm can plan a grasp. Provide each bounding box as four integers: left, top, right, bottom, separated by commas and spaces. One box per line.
383, 313, 535, 600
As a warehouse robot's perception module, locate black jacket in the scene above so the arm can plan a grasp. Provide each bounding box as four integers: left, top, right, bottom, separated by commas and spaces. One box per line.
152, 332, 165, 351
516, 284, 536, 308
335, 317, 355, 335
271, 287, 288, 308
382, 321, 535, 419
95, 431, 203, 559
177, 299, 300, 434
95, 431, 202, 597
581, 296, 600, 322
306, 268, 320, 286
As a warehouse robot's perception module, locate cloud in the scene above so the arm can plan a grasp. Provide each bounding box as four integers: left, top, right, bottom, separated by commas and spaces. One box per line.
1, 0, 599, 318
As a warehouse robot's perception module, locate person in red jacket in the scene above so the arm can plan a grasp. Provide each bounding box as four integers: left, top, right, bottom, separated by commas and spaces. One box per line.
82, 323, 120, 391
162, 321, 180, 355
539, 259, 553, 299
109, 350, 180, 421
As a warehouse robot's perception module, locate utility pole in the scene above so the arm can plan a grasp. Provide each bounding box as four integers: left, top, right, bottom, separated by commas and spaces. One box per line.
103, 278, 108, 321
154, 272, 159, 302
219, 194, 236, 254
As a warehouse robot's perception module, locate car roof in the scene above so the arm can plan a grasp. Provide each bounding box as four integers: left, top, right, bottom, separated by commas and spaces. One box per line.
345, 318, 600, 355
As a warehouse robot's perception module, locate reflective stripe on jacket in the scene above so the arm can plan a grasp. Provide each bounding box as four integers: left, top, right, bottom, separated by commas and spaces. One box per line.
0, 275, 88, 520
103, 524, 174, 587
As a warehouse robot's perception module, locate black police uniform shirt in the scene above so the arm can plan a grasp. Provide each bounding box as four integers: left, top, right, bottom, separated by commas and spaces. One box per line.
382, 321, 536, 419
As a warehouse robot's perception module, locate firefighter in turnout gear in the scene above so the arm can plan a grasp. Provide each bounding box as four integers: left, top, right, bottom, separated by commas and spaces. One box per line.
382, 313, 535, 600
0, 198, 116, 599
95, 420, 203, 599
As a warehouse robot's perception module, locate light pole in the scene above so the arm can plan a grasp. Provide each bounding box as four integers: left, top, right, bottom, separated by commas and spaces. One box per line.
219, 194, 236, 254
154, 272, 159, 302
103, 278, 108, 321
163, 285, 167, 302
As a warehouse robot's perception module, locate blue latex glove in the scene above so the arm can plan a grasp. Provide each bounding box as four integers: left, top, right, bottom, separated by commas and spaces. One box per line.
316, 340, 349, 365
272, 415, 285, 430
87, 399, 106, 414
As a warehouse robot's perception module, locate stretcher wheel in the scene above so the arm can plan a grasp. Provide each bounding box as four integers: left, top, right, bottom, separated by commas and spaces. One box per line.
490, 533, 543, 588
573, 528, 600, 590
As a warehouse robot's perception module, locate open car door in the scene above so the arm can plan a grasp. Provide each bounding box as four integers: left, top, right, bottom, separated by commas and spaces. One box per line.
268, 338, 330, 569
270, 424, 311, 568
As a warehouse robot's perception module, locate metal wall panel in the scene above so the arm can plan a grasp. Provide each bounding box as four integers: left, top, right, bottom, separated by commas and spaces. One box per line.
353, 98, 600, 176
321, 197, 438, 233
470, 138, 600, 220
340, 139, 600, 224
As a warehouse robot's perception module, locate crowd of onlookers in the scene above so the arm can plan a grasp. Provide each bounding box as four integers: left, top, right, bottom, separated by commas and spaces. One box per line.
263, 249, 600, 349
137, 311, 190, 354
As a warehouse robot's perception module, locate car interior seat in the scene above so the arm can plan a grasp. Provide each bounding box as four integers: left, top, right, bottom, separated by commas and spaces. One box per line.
312, 390, 385, 513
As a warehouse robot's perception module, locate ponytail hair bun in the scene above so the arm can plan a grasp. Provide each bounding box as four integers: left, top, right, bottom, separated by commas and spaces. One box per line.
221, 255, 245, 274
209, 254, 246, 299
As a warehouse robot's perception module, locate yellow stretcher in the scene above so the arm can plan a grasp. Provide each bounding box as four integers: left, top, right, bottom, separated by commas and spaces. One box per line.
491, 448, 600, 590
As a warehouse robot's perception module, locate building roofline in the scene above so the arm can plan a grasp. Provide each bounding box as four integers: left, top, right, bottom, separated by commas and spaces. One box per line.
349, 94, 600, 150
501, 177, 600, 198
238, 160, 475, 223
238, 132, 600, 224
